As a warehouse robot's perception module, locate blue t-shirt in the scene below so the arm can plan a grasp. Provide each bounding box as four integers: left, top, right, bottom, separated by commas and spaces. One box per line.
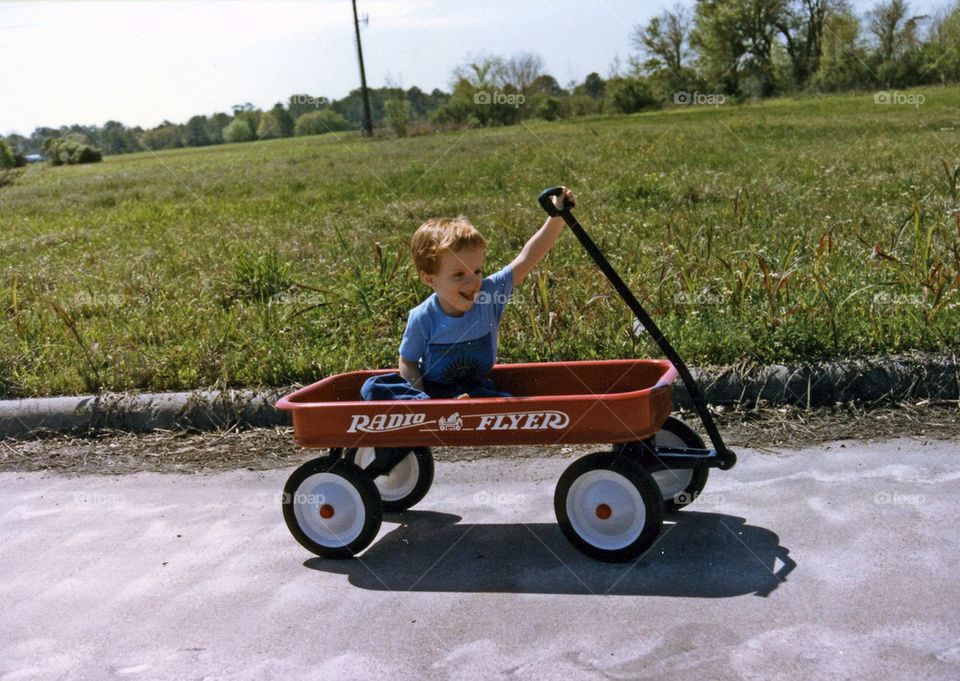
400, 264, 514, 386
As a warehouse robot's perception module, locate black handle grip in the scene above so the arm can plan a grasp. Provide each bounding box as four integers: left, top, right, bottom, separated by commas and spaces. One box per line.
538, 186, 567, 217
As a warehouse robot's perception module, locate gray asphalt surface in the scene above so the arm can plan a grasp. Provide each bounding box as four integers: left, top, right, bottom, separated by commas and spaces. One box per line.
1, 438, 959, 680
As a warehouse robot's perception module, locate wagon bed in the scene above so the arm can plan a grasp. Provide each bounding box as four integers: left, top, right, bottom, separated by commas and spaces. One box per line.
276, 359, 677, 449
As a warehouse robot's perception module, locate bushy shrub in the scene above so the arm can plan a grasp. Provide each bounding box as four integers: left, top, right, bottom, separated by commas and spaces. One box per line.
294, 110, 352, 136
533, 95, 565, 121
430, 98, 476, 125
222, 117, 257, 143
385, 97, 412, 136
43, 136, 103, 165
607, 77, 659, 114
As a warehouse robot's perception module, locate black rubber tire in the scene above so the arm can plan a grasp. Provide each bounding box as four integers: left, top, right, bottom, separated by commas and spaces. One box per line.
282, 456, 383, 559
554, 451, 664, 563
346, 446, 434, 512
652, 416, 711, 513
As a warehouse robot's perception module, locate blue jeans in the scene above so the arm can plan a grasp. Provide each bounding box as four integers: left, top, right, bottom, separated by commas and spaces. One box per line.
360, 373, 512, 401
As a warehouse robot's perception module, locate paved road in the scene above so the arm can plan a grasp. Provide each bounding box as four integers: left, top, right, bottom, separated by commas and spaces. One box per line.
1, 438, 958, 680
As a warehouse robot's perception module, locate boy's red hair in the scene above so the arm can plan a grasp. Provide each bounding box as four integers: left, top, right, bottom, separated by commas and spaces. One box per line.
411, 217, 486, 274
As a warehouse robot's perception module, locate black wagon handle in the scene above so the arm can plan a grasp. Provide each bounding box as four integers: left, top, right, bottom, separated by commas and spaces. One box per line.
538, 186, 566, 217
536, 186, 736, 469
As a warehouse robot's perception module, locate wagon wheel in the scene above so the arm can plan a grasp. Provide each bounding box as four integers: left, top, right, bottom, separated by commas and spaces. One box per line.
554, 452, 664, 563
282, 456, 383, 559
650, 416, 710, 512
347, 446, 434, 512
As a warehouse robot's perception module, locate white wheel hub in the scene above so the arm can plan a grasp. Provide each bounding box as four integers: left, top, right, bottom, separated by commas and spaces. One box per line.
291, 472, 366, 548
354, 447, 419, 502
652, 429, 694, 500
567, 469, 645, 550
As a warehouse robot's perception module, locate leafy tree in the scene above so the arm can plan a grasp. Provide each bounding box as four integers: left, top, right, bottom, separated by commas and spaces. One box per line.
404, 86, 448, 118
924, 1, 960, 84
867, 0, 928, 86
3, 134, 31, 155
256, 112, 282, 139
632, 5, 693, 76
332, 88, 390, 128
269, 103, 295, 137
504, 52, 545, 92
632, 5, 702, 99
184, 115, 210, 147
206, 113, 232, 144
0, 140, 15, 169
30, 127, 59, 153
691, 0, 785, 96
98, 120, 131, 154
454, 54, 507, 90
140, 122, 183, 150
811, 4, 870, 90
434, 55, 525, 127
530, 74, 566, 96
574, 72, 607, 100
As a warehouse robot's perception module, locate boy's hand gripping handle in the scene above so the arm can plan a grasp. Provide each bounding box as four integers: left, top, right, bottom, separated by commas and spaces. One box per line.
538, 186, 572, 217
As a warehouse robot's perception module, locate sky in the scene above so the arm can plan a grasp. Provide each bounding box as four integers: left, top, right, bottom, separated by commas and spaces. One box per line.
0, 0, 947, 136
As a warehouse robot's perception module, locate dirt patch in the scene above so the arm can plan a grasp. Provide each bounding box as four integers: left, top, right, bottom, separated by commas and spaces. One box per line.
1, 401, 957, 476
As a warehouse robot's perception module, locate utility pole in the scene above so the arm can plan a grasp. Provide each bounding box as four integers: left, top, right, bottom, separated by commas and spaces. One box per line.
352, 0, 373, 137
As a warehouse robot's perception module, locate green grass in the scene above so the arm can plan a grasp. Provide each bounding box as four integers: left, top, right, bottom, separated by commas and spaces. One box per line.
2, 87, 959, 397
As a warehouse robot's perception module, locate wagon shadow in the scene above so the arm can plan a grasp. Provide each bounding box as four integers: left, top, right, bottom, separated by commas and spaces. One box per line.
304, 510, 795, 597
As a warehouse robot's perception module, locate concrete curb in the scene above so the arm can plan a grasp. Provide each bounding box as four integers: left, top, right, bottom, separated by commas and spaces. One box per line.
671, 352, 960, 410
0, 389, 289, 439
1, 353, 957, 438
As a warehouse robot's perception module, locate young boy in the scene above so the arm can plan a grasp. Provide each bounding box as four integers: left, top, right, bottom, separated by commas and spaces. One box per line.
361, 187, 576, 401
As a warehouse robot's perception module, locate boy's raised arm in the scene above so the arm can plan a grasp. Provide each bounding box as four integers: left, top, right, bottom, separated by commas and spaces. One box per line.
509, 187, 576, 287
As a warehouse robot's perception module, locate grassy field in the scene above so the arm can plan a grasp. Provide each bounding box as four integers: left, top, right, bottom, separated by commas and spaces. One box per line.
2, 87, 959, 398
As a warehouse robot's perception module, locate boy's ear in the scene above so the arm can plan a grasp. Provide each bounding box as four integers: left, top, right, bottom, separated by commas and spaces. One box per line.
418, 270, 435, 287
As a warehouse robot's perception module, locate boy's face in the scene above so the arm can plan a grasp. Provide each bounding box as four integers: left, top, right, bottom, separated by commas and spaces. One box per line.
419, 246, 485, 317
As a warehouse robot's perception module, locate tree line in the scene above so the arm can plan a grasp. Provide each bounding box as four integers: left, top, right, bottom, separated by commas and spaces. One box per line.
2, 0, 957, 165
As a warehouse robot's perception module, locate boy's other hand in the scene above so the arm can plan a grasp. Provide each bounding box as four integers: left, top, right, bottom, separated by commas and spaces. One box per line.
551, 187, 576, 213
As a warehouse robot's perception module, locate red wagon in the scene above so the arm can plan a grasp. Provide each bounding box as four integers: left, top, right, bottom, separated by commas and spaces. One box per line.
277, 189, 737, 562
